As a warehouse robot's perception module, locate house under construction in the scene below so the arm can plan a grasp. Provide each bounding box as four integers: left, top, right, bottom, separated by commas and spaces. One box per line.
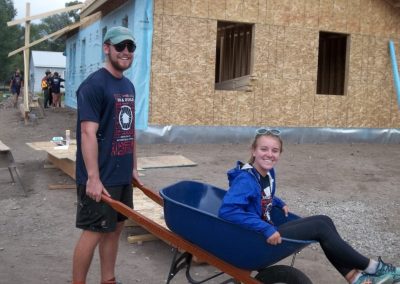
64, 0, 400, 142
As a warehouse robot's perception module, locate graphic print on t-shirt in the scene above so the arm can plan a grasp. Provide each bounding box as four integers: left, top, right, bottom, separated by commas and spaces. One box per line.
111, 94, 135, 156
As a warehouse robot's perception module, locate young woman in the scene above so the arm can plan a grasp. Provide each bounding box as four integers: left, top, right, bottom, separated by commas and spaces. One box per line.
219, 128, 400, 284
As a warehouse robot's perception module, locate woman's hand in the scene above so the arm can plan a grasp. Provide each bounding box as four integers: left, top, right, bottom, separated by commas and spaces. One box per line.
267, 231, 282, 245
282, 205, 289, 217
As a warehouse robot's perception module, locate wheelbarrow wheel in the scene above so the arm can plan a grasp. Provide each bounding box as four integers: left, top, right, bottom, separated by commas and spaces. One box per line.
255, 265, 312, 284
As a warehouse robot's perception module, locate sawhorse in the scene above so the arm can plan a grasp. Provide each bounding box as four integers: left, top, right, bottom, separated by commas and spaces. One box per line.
0, 140, 26, 196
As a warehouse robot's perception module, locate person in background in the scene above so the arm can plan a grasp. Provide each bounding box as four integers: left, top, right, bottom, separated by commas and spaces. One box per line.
72, 26, 141, 284
49, 72, 65, 107
219, 128, 400, 284
9, 69, 23, 108
41, 70, 52, 108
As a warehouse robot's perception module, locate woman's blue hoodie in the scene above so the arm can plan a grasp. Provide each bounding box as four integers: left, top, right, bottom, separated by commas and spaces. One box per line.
218, 161, 286, 239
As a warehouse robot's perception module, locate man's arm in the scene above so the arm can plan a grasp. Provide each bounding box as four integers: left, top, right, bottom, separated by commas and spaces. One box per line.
81, 121, 109, 201
132, 137, 142, 185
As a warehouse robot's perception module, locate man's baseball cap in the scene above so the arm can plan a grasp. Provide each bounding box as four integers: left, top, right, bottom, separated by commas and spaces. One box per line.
103, 26, 135, 44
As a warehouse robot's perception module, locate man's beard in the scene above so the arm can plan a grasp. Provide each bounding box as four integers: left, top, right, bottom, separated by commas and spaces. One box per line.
108, 54, 133, 72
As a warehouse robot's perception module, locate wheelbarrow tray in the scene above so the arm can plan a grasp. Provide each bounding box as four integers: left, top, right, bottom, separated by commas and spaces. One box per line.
160, 180, 310, 271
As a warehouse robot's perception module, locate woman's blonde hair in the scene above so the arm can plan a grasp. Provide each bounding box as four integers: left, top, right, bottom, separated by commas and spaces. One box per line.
248, 132, 283, 164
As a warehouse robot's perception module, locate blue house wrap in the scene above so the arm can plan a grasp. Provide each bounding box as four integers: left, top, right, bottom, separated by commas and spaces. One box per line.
64, 0, 153, 130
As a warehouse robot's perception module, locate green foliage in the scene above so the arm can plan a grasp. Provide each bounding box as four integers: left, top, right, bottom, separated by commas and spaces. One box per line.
0, 0, 23, 83
31, 1, 83, 52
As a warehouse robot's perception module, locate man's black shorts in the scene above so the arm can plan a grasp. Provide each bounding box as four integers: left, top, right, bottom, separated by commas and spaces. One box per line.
76, 184, 133, 232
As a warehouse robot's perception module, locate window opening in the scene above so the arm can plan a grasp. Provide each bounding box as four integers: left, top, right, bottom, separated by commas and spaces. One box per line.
215, 21, 254, 91
317, 31, 349, 95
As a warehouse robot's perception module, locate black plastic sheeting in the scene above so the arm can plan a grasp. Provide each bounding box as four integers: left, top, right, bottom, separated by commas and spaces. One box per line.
136, 126, 400, 144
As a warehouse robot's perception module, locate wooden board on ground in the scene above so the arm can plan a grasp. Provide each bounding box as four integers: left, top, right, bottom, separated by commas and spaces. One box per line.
26, 140, 77, 161
138, 155, 197, 169
0, 140, 10, 151
48, 184, 76, 190
125, 187, 166, 244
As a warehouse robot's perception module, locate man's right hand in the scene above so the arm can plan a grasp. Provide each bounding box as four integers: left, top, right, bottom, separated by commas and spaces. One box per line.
86, 178, 110, 202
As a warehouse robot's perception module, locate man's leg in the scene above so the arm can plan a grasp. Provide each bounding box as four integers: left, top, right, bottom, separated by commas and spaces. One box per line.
72, 230, 103, 283
13, 93, 18, 108
99, 222, 124, 283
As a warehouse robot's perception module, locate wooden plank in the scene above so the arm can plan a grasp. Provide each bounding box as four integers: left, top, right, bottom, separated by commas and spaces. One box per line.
47, 153, 76, 180
7, 4, 84, 26
9, 18, 90, 57
48, 184, 76, 190
127, 234, 158, 244
137, 155, 197, 169
0, 141, 10, 152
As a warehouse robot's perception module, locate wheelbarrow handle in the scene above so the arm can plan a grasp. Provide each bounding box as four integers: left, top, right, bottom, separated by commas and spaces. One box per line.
132, 178, 163, 206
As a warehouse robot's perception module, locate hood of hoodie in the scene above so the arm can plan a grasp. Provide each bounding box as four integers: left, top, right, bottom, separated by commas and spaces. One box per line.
227, 161, 258, 186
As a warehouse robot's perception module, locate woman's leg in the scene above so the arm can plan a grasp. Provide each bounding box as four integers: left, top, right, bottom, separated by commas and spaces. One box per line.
278, 215, 369, 277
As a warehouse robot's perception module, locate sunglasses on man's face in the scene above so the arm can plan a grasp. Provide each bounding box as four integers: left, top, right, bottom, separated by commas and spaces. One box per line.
111, 41, 136, 53
255, 128, 281, 136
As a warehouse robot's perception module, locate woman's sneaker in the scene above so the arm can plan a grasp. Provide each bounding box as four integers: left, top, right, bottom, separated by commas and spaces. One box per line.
353, 272, 393, 284
374, 257, 400, 283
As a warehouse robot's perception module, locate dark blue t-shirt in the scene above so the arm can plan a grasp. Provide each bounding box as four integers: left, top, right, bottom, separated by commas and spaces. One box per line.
75, 68, 136, 186
50, 76, 65, 93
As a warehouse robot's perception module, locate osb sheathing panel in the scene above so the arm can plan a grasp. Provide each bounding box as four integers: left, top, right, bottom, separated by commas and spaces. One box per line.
298, 81, 316, 126
150, 0, 400, 129
252, 81, 265, 126
304, 0, 319, 28
150, 73, 171, 124
313, 95, 329, 126
346, 82, 367, 127
214, 91, 238, 125
153, 0, 163, 15
258, 0, 267, 24
242, 0, 259, 23
226, 0, 243, 22
327, 96, 348, 127
191, 0, 208, 18
236, 92, 255, 126
347, 0, 361, 33
208, 1, 226, 20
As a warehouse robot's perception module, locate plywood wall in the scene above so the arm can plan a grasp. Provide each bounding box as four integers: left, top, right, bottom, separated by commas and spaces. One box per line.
150, 0, 400, 128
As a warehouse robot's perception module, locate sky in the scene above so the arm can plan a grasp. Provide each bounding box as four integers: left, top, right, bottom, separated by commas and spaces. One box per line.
13, 0, 74, 21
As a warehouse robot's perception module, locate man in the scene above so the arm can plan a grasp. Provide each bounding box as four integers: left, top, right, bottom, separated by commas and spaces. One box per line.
41, 70, 52, 108
72, 26, 141, 284
49, 72, 65, 107
9, 69, 23, 108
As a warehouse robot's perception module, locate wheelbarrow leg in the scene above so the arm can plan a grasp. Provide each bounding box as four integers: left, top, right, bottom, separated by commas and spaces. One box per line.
166, 248, 190, 284
166, 248, 236, 284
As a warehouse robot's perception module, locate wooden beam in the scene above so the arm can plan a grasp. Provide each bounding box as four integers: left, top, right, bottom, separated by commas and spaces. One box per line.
8, 19, 87, 57
46, 153, 76, 180
127, 234, 158, 244
7, 4, 85, 26
48, 184, 76, 190
23, 3, 30, 113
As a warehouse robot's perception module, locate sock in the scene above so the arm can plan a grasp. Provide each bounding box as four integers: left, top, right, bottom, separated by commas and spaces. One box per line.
364, 259, 379, 274
352, 272, 363, 284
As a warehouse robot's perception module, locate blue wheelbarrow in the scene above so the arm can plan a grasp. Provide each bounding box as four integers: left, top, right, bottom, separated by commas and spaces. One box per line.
102, 180, 314, 284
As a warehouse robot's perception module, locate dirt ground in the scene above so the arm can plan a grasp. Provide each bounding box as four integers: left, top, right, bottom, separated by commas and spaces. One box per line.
0, 100, 399, 284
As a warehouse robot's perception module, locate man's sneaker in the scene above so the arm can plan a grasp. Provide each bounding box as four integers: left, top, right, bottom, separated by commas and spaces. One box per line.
375, 257, 400, 283
353, 272, 393, 284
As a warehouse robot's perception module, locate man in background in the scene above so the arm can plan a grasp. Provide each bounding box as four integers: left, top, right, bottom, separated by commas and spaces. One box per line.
9, 69, 23, 108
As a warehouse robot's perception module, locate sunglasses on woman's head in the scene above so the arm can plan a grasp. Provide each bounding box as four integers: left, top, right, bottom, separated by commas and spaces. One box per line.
255, 128, 281, 136
110, 41, 136, 53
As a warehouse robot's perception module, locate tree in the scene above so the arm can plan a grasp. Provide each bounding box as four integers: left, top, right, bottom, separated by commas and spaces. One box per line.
0, 0, 23, 84
30, 1, 82, 52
